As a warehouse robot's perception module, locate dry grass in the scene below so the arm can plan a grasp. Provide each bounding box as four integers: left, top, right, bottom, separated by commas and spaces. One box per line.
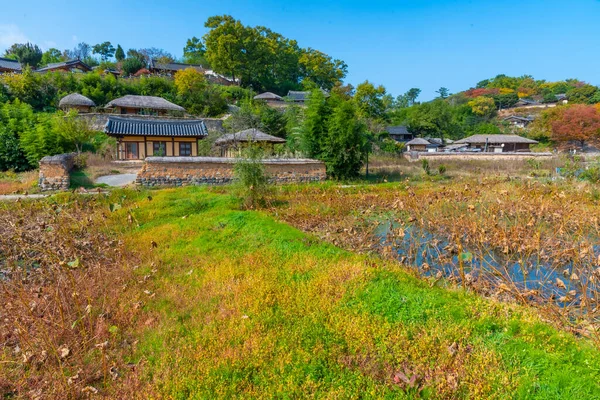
0, 170, 38, 195
274, 177, 600, 337
0, 192, 147, 398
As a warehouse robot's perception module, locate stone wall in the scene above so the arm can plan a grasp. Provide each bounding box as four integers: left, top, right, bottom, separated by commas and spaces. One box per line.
38, 153, 76, 191
137, 157, 326, 187
405, 152, 554, 162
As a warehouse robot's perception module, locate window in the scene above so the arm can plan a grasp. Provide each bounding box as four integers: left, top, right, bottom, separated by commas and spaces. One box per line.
179, 142, 192, 157
124, 142, 138, 159
153, 141, 167, 156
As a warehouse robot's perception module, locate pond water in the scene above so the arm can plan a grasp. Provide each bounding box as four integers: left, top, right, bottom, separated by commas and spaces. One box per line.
375, 221, 600, 309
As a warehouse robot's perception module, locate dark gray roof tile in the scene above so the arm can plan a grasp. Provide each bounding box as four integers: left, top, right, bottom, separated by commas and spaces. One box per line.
104, 116, 208, 137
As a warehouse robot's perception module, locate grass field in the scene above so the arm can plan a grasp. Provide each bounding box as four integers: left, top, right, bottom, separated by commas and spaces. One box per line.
2, 184, 600, 398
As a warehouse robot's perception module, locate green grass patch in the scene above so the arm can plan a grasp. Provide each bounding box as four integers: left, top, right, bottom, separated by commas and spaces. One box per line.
114, 186, 600, 398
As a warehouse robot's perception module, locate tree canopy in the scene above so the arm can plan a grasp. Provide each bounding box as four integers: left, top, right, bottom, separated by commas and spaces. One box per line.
202, 15, 347, 94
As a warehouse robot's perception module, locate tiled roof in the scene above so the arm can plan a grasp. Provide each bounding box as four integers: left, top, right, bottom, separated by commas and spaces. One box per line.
104, 116, 208, 137
386, 126, 410, 135
455, 134, 538, 144
105, 95, 185, 112
286, 89, 329, 102
0, 57, 22, 71
36, 59, 92, 72
149, 59, 205, 72
214, 129, 287, 145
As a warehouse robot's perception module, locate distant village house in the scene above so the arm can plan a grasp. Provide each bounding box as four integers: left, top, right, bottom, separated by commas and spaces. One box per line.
215, 128, 286, 157
386, 126, 414, 142
0, 57, 22, 73
105, 95, 185, 116
59, 93, 96, 113
454, 134, 538, 152
36, 59, 92, 73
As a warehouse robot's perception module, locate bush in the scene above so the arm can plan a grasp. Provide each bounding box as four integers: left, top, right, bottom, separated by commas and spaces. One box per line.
437, 164, 447, 175
233, 146, 272, 209
581, 162, 600, 183
421, 159, 431, 175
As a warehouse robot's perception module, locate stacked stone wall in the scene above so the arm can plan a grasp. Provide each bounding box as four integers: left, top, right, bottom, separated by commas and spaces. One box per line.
38, 153, 76, 191
137, 157, 326, 187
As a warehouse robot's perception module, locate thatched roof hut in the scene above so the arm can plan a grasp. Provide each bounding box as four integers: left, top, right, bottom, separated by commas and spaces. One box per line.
215, 128, 286, 157
58, 93, 96, 112
254, 92, 283, 101
105, 95, 185, 115
215, 129, 286, 145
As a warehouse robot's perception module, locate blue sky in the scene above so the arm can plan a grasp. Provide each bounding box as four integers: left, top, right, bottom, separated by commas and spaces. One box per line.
2, 0, 599, 100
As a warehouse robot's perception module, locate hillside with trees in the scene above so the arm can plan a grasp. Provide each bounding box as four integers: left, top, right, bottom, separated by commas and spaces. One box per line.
1, 14, 600, 175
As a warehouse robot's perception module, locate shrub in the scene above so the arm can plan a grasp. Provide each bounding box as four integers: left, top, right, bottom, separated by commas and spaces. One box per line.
421, 158, 431, 175
437, 164, 447, 175
581, 162, 600, 183
233, 146, 272, 209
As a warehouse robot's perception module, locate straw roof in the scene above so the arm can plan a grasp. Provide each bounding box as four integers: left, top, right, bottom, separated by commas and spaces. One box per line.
215, 129, 287, 145
406, 138, 432, 146
59, 93, 96, 108
455, 134, 538, 144
105, 95, 185, 112
254, 92, 283, 101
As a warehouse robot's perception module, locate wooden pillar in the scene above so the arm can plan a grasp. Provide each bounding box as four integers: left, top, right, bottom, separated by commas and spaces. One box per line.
172, 137, 175, 157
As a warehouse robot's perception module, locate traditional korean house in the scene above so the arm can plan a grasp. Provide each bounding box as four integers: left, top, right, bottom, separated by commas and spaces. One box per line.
104, 116, 208, 160
386, 126, 414, 142
254, 92, 284, 106
454, 134, 538, 152
503, 115, 534, 129
405, 138, 441, 152
285, 89, 330, 104
36, 59, 92, 73
105, 95, 185, 116
148, 59, 205, 75
0, 57, 22, 73
215, 128, 286, 157
58, 93, 96, 113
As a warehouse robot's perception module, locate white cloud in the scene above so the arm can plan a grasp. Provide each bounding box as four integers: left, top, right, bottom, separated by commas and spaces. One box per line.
71, 35, 78, 43
0, 24, 29, 51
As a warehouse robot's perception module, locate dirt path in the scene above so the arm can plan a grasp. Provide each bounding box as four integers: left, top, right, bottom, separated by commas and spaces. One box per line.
96, 173, 137, 187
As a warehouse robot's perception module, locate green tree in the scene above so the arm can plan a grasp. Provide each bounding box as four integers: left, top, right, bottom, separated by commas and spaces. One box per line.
260, 106, 287, 138
354, 81, 387, 121
121, 57, 145, 76
322, 101, 366, 179
436, 87, 450, 99
40, 48, 63, 66
19, 113, 71, 164
54, 110, 95, 153
298, 48, 347, 91
300, 89, 331, 158
203, 15, 252, 85
492, 92, 519, 109
406, 99, 454, 141
92, 42, 115, 61
0, 100, 36, 171
115, 45, 125, 62
405, 88, 421, 106
567, 84, 599, 104
183, 36, 208, 65
4, 42, 43, 68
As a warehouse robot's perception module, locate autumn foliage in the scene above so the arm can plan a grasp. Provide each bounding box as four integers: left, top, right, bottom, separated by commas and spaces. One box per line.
550, 104, 600, 149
